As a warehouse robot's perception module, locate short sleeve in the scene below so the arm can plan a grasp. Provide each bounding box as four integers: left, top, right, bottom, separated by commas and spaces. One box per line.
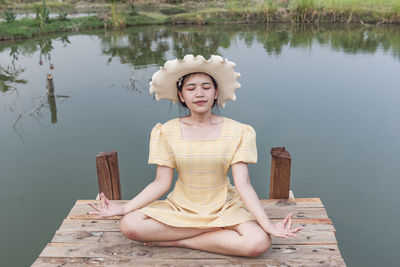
148, 123, 176, 168
231, 124, 257, 165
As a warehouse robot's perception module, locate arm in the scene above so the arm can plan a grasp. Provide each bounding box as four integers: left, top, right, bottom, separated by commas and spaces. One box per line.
122, 165, 173, 213
232, 162, 302, 238
89, 165, 173, 217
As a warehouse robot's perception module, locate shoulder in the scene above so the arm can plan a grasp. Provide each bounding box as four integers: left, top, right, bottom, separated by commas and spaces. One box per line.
150, 118, 179, 137
223, 117, 256, 136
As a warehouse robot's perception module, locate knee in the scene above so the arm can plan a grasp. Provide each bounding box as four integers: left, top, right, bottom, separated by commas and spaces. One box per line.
119, 211, 144, 241
244, 233, 271, 257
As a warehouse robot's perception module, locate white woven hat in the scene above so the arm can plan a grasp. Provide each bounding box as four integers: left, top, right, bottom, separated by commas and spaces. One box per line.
149, 54, 241, 107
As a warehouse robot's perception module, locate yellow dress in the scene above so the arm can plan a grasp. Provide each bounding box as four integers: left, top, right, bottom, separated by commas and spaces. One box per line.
138, 117, 257, 228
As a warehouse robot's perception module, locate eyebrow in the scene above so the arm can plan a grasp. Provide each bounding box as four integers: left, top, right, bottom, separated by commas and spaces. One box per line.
185, 82, 212, 86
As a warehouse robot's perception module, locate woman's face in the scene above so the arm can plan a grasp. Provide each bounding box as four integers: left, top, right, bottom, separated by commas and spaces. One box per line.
178, 73, 218, 114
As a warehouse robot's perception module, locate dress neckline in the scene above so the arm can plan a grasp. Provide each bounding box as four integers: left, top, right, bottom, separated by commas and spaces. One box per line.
178, 117, 225, 142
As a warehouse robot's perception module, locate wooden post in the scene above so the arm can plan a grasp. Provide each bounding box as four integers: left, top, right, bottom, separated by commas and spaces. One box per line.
46, 74, 55, 97
96, 150, 122, 200
269, 147, 291, 199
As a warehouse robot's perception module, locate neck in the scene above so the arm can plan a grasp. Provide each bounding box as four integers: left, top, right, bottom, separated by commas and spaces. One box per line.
187, 111, 215, 125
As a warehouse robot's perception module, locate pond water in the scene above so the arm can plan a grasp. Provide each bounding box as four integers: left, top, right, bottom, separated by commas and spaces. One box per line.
1, 24, 399, 266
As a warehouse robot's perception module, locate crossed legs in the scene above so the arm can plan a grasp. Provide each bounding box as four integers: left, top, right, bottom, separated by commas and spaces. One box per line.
119, 211, 271, 257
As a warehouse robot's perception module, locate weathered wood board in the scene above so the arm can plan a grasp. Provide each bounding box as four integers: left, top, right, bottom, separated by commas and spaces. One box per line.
32, 198, 346, 266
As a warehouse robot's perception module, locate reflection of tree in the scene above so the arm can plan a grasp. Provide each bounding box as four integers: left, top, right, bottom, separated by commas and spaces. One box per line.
0, 63, 27, 92
0, 34, 71, 69
0, 42, 28, 92
253, 25, 291, 55
100, 27, 170, 68
170, 27, 233, 59
99, 25, 242, 68
249, 24, 400, 59
98, 24, 400, 69
38, 38, 54, 66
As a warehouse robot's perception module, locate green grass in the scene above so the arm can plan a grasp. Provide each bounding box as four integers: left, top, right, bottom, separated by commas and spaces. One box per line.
0, 17, 101, 40
125, 13, 169, 25
0, 14, 162, 40
139, 12, 169, 22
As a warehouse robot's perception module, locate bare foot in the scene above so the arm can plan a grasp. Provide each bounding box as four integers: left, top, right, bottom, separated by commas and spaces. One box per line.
143, 240, 181, 247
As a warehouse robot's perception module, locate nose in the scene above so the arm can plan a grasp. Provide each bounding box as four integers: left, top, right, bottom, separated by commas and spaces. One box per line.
194, 87, 205, 97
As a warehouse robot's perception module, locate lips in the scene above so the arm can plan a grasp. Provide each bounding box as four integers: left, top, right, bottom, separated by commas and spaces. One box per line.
194, 101, 207, 105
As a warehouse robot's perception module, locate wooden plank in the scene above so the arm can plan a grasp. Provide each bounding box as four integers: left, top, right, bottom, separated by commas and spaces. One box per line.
67, 207, 328, 220
58, 218, 334, 232
76, 198, 325, 205
58, 219, 121, 231
33, 196, 345, 267
52, 228, 338, 245
38, 243, 343, 261
269, 147, 291, 199
260, 198, 325, 208
33, 256, 346, 266
68, 199, 328, 220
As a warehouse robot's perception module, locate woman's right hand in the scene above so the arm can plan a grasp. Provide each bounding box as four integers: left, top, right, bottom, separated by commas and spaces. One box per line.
88, 192, 126, 218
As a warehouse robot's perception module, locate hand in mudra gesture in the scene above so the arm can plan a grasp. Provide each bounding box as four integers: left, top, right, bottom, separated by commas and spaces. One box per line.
265, 213, 303, 238
88, 192, 126, 218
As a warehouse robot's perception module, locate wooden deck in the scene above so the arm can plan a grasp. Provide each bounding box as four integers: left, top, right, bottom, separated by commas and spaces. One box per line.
32, 198, 346, 266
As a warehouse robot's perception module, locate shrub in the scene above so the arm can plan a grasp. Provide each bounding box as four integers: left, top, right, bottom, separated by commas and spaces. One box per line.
160, 7, 186, 15
1, 0, 16, 23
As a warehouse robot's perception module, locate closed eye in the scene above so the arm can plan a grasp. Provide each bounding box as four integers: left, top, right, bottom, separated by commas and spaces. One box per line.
202, 83, 211, 89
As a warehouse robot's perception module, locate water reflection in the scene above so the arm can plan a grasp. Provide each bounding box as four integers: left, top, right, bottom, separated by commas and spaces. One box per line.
47, 95, 57, 123
0, 35, 72, 140
95, 24, 400, 69
0, 43, 27, 92
100, 29, 169, 68
0, 62, 27, 92
1, 24, 399, 136
2, 24, 397, 93
0, 35, 71, 91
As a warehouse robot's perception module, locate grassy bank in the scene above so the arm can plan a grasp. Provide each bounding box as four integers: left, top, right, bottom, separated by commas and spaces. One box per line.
0, 13, 169, 41
1, 0, 400, 41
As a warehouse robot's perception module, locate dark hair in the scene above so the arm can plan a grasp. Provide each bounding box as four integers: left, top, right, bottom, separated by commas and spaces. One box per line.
176, 72, 218, 109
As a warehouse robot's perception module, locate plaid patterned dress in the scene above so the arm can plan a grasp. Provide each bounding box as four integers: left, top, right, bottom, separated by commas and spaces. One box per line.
138, 117, 257, 228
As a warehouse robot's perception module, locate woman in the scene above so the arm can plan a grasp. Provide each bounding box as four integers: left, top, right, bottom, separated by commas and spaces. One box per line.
89, 55, 302, 257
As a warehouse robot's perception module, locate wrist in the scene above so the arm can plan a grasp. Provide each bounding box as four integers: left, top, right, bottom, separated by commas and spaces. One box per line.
260, 220, 273, 232
122, 204, 130, 215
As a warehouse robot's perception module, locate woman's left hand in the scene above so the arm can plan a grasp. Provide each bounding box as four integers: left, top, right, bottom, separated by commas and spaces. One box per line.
264, 213, 303, 238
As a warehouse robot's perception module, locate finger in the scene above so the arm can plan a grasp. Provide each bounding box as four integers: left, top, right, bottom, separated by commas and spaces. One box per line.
88, 211, 100, 215
104, 196, 111, 206
88, 203, 101, 212
100, 192, 106, 208
282, 213, 292, 225
286, 216, 292, 230
288, 233, 298, 238
291, 227, 303, 233
273, 233, 288, 238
